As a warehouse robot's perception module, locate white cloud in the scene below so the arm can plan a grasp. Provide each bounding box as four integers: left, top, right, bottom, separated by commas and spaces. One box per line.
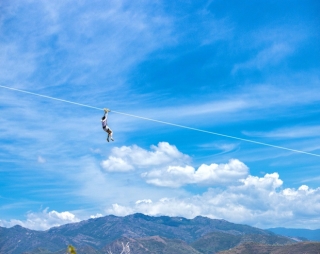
0, 208, 80, 231
2, 147, 320, 230
101, 143, 248, 188
108, 173, 320, 229
136, 199, 152, 205
102, 156, 134, 172
240, 172, 283, 190
107, 204, 134, 217
90, 213, 103, 219
69, 155, 186, 213
142, 159, 249, 188
108, 199, 202, 219
101, 142, 190, 172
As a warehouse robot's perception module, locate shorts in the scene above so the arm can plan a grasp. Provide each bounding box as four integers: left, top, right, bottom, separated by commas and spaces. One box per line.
103, 126, 112, 134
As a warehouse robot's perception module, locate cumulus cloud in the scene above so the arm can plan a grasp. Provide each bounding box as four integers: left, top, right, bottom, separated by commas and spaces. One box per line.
108, 173, 320, 229
108, 204, 134, 217
0, 208, 80, 230
101, 143, 248, 188
142, 159, 249, 188
101, 142, 190, 172
240, 172, 283, 190
90, 213, 103, 219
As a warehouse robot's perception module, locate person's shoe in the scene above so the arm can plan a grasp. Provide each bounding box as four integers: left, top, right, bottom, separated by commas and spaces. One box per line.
111, 138, 114, 141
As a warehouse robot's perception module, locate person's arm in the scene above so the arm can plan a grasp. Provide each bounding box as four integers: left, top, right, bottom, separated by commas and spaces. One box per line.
103, 108, 110, 122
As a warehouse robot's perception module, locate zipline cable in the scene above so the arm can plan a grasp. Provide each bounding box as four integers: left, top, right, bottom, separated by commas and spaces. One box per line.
0, 85, 102, 111
1, 84, 319, 158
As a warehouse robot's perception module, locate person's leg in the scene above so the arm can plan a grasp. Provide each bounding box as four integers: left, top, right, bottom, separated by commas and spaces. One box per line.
106, 128, 113, 142
103, 127, 110, 141
109, 128, 114, 141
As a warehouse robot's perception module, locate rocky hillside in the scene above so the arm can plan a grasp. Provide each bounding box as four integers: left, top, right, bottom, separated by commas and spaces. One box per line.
0, 213, 299, 254
219, 242, 320, 254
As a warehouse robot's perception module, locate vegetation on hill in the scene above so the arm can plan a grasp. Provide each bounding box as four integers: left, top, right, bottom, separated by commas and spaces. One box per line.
1, 213, 316, 254
219, 242, 320, 254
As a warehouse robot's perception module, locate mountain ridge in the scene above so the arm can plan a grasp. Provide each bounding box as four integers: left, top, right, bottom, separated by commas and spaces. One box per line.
0, 213, 317, 254
267, 227, 320, 241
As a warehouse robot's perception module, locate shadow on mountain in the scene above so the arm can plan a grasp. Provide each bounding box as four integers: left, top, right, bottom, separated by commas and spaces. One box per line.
1, 213, 318, 254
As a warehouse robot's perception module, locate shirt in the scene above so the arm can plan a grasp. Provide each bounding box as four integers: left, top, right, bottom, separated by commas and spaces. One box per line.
101, 117, 107, 128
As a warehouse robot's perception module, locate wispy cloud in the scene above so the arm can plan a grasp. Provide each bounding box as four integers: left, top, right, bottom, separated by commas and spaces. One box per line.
118, 81, 320, 133
0, 0, 177, 100
243, 125, 320, 139
233, 43, 293, 73
232, 23, 309, 73
37, 156, 46, 164
0, 43, 37, 85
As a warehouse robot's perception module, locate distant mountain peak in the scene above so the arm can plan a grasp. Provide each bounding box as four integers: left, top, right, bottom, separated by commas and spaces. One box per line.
1, 213, 313, 254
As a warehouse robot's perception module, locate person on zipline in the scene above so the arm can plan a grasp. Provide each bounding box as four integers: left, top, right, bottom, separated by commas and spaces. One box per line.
102, 108, 114, 142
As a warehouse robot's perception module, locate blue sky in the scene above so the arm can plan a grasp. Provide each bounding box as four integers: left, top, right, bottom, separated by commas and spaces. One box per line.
0, 0, 320, 230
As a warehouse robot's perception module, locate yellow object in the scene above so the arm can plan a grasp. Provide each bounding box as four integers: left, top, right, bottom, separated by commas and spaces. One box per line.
67, 245, 77, 254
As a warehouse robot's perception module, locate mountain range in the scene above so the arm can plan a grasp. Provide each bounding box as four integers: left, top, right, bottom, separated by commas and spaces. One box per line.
1, 213, 319, 254
267, 227, 320, 242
